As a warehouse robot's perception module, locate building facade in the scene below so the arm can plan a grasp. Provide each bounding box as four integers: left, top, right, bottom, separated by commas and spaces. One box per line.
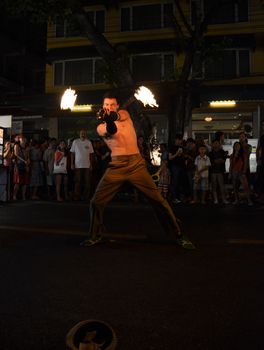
191, 0, 264, 143
44, 0, 264, 142
2, 0, 264, 144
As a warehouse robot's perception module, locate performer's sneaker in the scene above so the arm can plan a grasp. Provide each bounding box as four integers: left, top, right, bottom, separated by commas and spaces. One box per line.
94, 235, 104, 242
80, 236, 103, 247
176, 234, 196, 250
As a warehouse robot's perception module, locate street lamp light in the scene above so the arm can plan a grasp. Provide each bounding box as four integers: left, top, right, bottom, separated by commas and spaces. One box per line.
209, 100, 236, 108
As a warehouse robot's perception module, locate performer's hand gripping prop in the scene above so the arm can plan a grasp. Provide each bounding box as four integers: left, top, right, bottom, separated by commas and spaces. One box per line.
96, 109, 119, 135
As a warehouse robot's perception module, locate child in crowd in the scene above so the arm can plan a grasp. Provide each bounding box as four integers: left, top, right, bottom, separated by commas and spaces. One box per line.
193, 145, 211, 204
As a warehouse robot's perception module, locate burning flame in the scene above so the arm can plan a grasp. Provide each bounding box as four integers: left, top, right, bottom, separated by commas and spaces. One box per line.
60, 88, 92, 112
60, 88, 77, 110
134, 86, 159, 108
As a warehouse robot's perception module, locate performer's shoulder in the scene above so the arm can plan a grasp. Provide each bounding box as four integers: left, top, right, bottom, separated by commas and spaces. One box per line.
118, 109, 131, 121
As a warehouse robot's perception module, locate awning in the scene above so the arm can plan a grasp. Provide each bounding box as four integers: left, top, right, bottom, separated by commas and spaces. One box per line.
46, 38, 182, 63
200, 85, 264, 102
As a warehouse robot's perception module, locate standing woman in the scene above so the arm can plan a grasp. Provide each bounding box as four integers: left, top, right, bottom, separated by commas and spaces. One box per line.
255, 134, 264, 202
53, 140, 68, 202
3, 141, 14, 199
13, 135, 30, 200
229, 141, 253, 206
29, 140, 43, 200
157, 143, 171, 199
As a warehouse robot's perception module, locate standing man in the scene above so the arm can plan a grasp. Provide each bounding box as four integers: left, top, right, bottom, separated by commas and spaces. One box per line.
81, 92, 194, 249
208, 139, 228, 204
70, 129, 94, 201
239, 132, 251, 166
43, 138, 57, 200
168, 135, 187, 204
214, 131, 225, 147
239, 131, 252, 185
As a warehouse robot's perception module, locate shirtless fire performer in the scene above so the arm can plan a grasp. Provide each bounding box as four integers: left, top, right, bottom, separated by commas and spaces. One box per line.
81, 92, 195, 249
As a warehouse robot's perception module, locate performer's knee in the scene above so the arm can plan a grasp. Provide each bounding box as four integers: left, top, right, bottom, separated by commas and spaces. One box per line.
90, 195, 105, 210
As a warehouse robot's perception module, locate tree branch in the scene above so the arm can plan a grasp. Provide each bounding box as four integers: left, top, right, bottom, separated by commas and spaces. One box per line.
173, 0, 193, 36
73, 8, 134, 88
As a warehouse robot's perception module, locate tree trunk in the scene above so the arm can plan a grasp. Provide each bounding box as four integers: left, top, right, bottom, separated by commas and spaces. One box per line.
74, 9, 134, 90
73, 8, 155, 139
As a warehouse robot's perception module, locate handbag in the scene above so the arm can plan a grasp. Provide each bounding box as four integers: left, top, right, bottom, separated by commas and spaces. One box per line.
53, 156, 67, 174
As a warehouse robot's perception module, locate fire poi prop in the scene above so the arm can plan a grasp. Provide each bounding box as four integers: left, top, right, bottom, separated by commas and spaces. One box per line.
134, 86, 159, 108
133, 86, 160, 166
60, 86, 160, 165
60, 88, 92, 112
60, 86, 158, 111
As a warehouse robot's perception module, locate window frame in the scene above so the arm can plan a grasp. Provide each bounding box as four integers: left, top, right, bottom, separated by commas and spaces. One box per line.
201, 0, 249, 25
54, 9, 105, 38
194, 48, 251, 80
53, 57, 105, 86
190, 0, 249, 25
120, 2, 174, 32
129, 52, 176, 82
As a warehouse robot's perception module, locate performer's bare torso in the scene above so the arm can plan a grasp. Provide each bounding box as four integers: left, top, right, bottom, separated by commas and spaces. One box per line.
97, 109, 139, 157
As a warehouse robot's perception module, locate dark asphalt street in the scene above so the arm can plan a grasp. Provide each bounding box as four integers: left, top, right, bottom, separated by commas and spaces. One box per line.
0, 199, 264, 350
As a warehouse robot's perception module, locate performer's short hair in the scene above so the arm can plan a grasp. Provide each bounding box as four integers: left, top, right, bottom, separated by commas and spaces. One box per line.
214, 131, 224, 141
103, 91, 119, 103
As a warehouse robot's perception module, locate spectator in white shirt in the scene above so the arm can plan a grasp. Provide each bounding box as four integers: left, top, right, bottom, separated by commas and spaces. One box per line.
70, 129, 94, 201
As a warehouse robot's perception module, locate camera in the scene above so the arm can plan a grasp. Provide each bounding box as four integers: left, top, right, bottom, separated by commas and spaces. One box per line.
97, 109, 119, 122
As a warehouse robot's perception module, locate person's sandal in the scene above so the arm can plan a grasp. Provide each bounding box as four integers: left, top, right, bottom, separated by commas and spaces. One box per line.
176, 234, 196, 250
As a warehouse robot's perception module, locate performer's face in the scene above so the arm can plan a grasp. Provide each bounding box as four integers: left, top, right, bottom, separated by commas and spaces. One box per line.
103, 98, 119, 113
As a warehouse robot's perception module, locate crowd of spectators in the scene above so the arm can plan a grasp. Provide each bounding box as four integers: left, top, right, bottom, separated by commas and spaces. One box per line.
2, 130, 109, 202
2, 129, 264, 206
152, 131, 264, 206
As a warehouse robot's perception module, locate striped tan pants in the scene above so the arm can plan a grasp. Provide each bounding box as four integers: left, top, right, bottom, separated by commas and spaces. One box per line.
89, 154, 181, 239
